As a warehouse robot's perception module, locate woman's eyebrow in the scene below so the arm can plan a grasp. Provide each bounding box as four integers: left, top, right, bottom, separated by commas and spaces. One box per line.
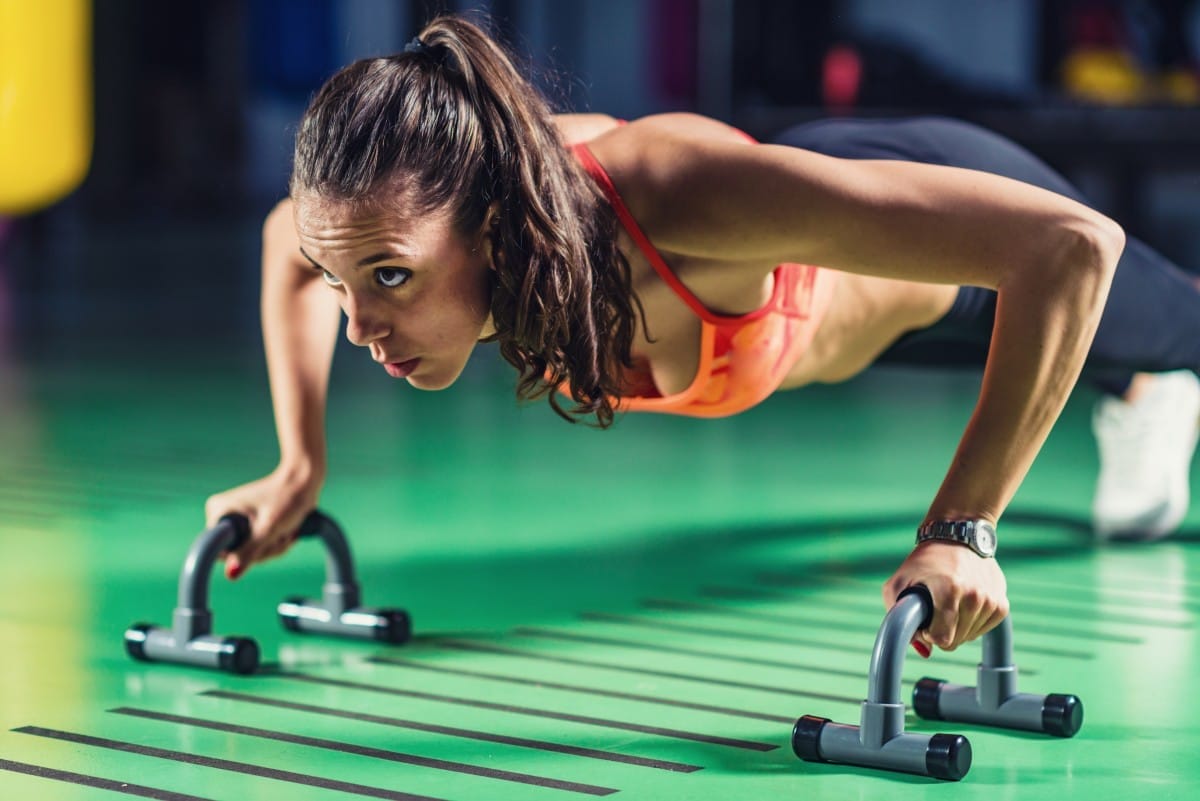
299, 248, 323, 271
298, 248, 412, 271
357, 251, 412, 267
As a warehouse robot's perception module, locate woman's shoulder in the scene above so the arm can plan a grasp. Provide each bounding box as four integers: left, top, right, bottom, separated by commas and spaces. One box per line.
580, 114, 756, 238
586, 112, 751, 150
586, 113, 758, 183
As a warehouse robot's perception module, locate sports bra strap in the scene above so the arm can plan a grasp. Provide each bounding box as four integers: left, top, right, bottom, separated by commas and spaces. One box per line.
571, 142, 718, 322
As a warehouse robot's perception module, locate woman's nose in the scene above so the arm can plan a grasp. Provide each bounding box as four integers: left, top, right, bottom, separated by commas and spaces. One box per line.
344, 296, 389, 347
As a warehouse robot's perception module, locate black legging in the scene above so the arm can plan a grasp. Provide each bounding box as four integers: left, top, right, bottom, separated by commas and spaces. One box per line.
772, 116, 1200, 396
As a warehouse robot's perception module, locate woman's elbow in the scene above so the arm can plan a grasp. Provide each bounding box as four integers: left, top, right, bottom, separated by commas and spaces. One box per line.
1088, 211, 1125, 275
1046, 210, 1124, 289
1047, 212, 1124, 313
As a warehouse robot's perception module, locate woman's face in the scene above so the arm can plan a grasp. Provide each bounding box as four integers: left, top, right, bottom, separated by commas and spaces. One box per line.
293, 194, 495, 390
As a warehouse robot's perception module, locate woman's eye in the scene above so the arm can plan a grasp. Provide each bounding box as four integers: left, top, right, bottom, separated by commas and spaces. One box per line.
321, 270, 342, 287
375, 268, 411, 288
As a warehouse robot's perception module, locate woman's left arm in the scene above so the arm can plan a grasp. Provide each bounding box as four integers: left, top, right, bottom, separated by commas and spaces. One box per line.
636, 125, 1125, 651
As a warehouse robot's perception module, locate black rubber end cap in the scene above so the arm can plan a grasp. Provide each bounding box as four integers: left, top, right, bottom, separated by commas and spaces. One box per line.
278, 596, 307, 632
913, 677, 945, 720
1042, 693, 1084, 737
791, 715, 830, 762
124, 623, 153, 661
219, 637, 260, 675
374, 609, 412, 644
897, 585, 934, 629
218, 513, 253, 551
926, 733, 971, 781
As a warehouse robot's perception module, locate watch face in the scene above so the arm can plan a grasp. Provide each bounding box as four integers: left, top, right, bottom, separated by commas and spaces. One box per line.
975, 523, 997, 556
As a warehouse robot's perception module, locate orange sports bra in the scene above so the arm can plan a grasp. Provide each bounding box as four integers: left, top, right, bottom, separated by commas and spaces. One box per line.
569, 139, 837, 419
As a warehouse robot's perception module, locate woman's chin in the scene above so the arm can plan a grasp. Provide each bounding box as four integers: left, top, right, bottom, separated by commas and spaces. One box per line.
406, 371, 457, 391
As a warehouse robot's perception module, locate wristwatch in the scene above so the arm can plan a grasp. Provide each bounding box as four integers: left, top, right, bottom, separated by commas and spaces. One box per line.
916, 519, 997, 558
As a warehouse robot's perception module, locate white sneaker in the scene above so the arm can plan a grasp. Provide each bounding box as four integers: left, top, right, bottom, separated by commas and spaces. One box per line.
1092, 370, 1200, 541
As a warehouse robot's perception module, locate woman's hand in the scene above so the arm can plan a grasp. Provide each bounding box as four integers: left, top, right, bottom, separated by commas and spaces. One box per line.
204, 461, 325, 580
882, 542, 1009, 653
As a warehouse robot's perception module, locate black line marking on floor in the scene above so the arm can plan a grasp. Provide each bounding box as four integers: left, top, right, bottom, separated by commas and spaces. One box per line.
523, 623, 999, 678
271, 669, 772, 752
202, 689, 703, 773
575, 612, 994, 670
12, 726, 448, 801
366, 655, 795, 723
110, 706, 616, 796
757, 573, 1195, 630
565, 616, 878, 672
581, 612, 870, 657
643, 598, 879, 634
0, 757, 215, 801
434, 638, 860, 706
700, 585, 1143, 644
637, 599, 1094, 661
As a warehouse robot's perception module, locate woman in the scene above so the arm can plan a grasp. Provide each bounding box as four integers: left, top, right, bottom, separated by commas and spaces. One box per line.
205, 15, 1197, 657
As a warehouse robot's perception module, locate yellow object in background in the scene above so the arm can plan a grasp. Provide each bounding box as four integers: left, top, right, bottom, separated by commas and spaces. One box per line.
0, 0, 92, 215
1061, 48, 1146, 105
1062, 47, 1200, 107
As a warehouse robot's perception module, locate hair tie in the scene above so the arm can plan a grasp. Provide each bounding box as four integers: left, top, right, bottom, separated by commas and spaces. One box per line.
404, 36, 449, 68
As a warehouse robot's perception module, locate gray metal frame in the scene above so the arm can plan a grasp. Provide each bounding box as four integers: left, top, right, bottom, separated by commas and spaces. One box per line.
124, 510, 409, 674
794, 585, 1084, 781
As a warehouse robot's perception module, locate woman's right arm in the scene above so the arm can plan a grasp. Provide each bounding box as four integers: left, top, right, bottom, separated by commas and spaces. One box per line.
205, 198, 343, 578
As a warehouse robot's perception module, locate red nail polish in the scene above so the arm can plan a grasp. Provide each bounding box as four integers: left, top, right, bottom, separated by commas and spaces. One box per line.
911, 641, 931, 659
226, 561, 243, 581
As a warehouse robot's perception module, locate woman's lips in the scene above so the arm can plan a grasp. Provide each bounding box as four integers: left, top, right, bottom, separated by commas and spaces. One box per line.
384, 358, 421, 378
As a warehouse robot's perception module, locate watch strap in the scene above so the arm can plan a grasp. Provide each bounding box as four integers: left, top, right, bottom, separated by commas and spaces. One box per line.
916, 519, 997, 557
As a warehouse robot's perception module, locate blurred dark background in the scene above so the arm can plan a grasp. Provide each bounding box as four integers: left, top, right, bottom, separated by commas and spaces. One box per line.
4, 0, 1200, 349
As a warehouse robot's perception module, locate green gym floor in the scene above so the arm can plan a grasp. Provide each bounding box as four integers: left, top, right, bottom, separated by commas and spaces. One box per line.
1, 328, 1198, 800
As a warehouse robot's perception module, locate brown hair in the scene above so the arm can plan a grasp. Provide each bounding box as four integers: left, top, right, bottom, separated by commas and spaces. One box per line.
291, 14, 638, 427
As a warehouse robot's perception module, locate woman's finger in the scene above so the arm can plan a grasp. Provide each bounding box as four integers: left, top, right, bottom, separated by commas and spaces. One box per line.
949, 590, 988, 649
971, 603, 1010, 643
926, 591, 961, 651
226, 512, 278, 578
957, 578, 1008, 645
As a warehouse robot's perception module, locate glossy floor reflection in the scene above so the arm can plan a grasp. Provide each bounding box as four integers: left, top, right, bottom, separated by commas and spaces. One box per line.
1, 338, 1197, 800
